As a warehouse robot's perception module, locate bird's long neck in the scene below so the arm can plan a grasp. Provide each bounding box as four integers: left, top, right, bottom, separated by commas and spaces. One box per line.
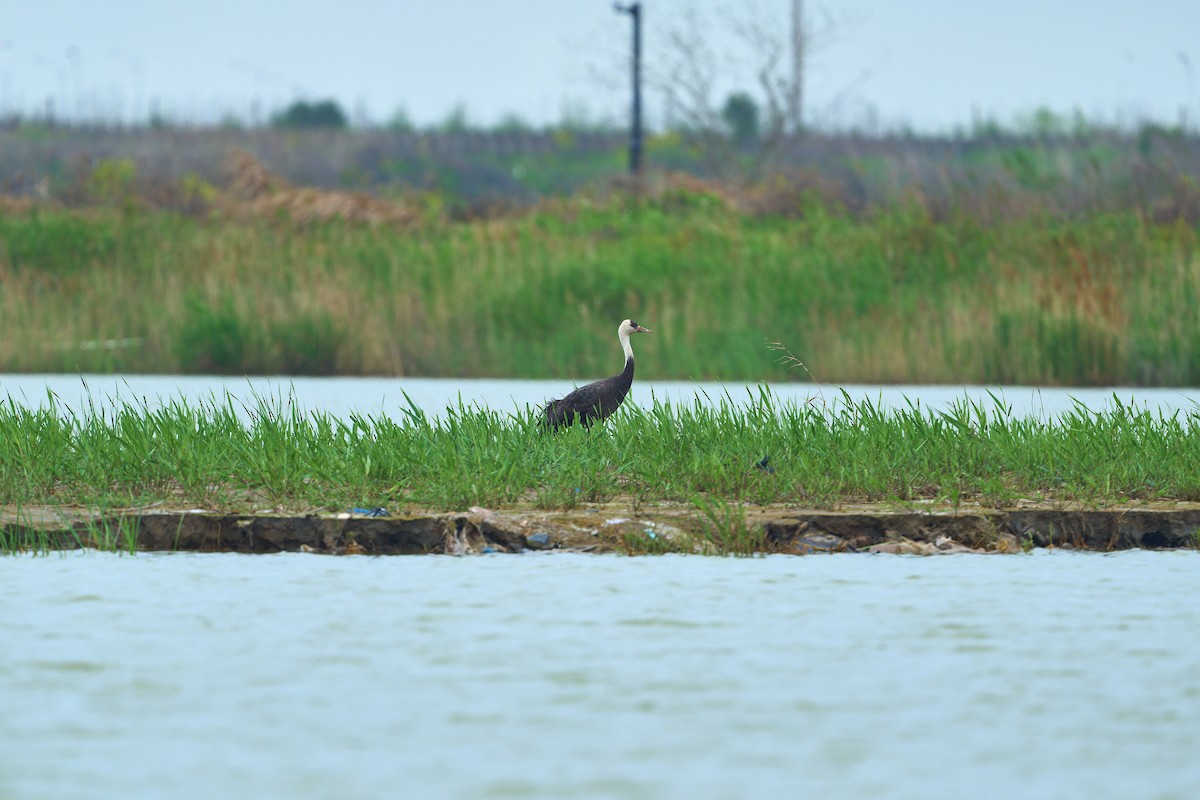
619, 330, 635, 366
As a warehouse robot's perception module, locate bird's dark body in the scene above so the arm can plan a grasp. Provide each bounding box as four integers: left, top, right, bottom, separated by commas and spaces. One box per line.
543, 357, 634, 430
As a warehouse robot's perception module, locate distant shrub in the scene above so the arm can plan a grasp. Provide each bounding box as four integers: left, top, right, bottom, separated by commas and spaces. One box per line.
438, 104, 471, 134
721, 92, 760, 144
985, 311, 1122, 385
178, 172, 217, 211
495, 113, 535, 134
387, 108, 415, 132
173, 294, 346, 375
174, 295, 257, 374
87, 158, 139, 210
270, 99, 348, 130
267, 314, 346, 375
1, 212, 119, 275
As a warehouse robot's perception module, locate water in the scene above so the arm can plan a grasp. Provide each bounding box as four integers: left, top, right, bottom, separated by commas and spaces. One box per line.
3, 374, 1199, 421
3, 550, 1198, 800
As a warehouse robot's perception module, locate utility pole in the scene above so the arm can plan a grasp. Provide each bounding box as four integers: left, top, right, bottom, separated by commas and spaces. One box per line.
791, 0, 804, 135
614, 3, 643, 176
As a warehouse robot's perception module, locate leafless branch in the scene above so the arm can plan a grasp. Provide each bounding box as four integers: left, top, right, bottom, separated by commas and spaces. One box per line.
652, 2, 855, 181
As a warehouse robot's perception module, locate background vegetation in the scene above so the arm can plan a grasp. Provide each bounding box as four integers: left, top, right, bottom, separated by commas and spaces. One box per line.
1, 189, 1198, 385
1, 112, 1199, 386
4, 106, 1199, 213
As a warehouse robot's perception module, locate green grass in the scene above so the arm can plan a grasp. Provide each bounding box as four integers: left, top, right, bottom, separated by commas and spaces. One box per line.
2, 388, 1199, 522
0, 504, 54, 556
2, 196, 1199, 384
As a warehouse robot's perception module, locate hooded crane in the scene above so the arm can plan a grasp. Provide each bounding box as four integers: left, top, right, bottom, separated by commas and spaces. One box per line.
542, 319, 653, 430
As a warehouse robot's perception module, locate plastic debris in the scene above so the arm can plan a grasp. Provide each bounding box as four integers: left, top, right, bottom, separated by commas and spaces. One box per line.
350, 507, 388, 517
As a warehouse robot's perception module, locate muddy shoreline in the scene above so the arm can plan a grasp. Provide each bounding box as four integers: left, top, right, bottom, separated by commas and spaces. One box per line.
5, 502, 1200, 555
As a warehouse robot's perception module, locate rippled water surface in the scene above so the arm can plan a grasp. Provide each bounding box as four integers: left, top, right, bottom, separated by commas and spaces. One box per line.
4, 550, 1199, 799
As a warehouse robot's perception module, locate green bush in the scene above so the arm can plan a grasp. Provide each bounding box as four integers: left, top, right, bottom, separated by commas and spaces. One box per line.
270, 100, 348, 129
174, 295, 258, 374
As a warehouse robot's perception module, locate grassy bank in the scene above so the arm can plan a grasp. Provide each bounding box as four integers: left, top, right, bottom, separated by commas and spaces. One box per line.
2, 390, 1198, 517
2, 193, 1199, 384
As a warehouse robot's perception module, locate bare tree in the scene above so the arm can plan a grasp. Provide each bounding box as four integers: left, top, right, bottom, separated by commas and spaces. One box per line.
651, 1, 844, 180
655, 7, 727, 158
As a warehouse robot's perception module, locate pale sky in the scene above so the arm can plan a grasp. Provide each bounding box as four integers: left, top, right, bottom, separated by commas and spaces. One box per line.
2, 1, 1198, 132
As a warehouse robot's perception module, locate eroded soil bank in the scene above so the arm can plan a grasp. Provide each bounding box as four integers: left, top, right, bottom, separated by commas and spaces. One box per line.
5, 502, 1200, 555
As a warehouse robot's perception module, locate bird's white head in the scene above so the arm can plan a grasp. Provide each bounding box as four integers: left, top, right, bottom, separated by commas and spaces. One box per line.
618, 318, 653, 361
619, 319, 653, 337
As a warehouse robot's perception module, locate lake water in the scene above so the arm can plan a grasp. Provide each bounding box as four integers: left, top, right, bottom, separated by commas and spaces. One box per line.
2, 373, 1199, 421
3, 549, 1199, 800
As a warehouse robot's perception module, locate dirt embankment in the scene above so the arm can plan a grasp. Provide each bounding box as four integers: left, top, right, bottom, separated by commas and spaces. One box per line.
5, 502, 1199, 555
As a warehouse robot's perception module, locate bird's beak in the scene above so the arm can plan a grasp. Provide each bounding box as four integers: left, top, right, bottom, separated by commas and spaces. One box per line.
636, 325, 654, 334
